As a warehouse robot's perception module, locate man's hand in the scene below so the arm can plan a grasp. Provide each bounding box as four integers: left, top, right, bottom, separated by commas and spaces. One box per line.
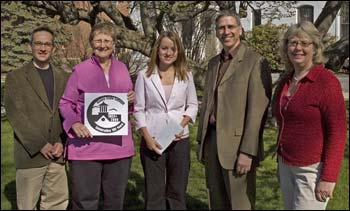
72, 122, 93, 138
315, 180, 336, 202
236, 153, 252, 175
52, 143, 64, 158
40, 143, 54, 160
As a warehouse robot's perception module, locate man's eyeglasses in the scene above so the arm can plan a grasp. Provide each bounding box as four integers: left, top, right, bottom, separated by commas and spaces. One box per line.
93, 39, 114, 46
287, 40, 313, 48
32, 41, 53, 48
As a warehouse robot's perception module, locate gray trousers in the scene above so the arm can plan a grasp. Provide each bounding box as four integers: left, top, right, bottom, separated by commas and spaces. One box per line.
203, 126, 256, 210
69, 158, 132, 210
140, 138, 190, 210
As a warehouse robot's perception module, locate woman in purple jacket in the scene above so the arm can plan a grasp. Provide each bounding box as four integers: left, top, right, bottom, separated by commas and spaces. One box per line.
59, 22, 135, 210
273, 21, 347, 210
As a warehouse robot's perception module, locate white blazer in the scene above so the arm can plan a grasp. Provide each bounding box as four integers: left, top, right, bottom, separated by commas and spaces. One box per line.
134, 69, 198, 139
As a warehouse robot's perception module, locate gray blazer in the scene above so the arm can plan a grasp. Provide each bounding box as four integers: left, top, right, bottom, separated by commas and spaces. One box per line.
4, 62, 70, 169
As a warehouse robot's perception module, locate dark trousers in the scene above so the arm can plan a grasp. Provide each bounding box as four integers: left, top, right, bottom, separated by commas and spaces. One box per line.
140, 138, 190, 210
203, 126, 256, 210
69, 158, 132, 210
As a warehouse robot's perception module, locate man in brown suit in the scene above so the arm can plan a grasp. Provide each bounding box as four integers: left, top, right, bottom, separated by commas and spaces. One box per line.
4, 26, 69, 210
197, 10, 272, 210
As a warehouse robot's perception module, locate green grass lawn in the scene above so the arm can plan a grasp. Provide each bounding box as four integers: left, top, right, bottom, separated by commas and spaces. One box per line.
1, 109, 349, 210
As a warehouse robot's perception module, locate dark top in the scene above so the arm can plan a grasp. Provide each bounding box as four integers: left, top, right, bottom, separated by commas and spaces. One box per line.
36, 66, 54, 108
210, 45, 241, 121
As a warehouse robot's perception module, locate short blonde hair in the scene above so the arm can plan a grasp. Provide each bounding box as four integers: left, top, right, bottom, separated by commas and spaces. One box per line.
89, 22, 116, 46
279, 21, 327, 72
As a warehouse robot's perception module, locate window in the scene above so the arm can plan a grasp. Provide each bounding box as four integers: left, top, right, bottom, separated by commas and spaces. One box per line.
253, 9, 261, 27
341, 2, 349, 38
298, 5, 314, 23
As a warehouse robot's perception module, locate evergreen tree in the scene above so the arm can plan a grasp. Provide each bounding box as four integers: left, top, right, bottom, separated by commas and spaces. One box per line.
1, 1, 72, 73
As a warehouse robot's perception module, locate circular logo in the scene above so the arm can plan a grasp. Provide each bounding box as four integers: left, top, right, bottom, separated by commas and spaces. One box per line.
87, 95, 126, 134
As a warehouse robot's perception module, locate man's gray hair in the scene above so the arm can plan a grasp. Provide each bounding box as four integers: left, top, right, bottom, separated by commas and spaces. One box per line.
215, 10, 242, 27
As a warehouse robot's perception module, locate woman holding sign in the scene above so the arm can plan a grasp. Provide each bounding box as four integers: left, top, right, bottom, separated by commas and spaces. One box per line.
59, 22, 135, 210
134, 31, 198, 210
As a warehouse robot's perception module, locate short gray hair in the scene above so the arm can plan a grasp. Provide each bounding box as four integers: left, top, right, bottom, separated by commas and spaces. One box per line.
89, 22, 116, 46
215, 10, 242, 27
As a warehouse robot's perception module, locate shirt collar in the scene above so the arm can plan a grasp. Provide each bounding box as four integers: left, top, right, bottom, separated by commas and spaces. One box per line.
220, 44, 241, 62
289, 64, 323, 83
91, 54, 113, 66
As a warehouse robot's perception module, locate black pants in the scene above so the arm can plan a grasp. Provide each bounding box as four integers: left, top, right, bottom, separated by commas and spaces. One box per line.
140, 138, 190, 210
69, 158, 132, 210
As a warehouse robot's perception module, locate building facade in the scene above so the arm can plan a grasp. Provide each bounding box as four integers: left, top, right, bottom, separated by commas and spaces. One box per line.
241, 1, 349, 40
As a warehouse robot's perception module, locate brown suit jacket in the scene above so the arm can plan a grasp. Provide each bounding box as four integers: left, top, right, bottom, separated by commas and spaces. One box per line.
197, 43, 272, 169
4, 62, 70, 169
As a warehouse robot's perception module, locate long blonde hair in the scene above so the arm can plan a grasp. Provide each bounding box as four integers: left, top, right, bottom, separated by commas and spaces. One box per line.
146, 31, 189, 81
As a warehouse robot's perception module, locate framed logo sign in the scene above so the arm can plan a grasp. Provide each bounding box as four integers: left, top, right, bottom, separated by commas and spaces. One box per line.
84, 93, 128, 136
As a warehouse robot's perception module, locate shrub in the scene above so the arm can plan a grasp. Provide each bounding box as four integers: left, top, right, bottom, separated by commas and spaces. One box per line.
246, 23, 288, 72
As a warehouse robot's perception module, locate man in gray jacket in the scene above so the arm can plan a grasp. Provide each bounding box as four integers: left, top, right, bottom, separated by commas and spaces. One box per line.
4, 26, 69, 210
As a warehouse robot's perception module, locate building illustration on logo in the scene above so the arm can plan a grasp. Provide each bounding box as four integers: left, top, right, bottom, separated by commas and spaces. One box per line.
94, 102, 122, 126
86, 94, 127, 135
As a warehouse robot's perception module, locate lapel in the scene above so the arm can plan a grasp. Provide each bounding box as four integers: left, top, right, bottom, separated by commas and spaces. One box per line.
207, 56, 220, 106
150, 72, 167, 107
220, 44, 246, 85
26, 62, 52, 112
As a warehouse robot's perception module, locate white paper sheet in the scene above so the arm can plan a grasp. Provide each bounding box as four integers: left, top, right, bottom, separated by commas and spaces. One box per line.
155, 117, 183, 154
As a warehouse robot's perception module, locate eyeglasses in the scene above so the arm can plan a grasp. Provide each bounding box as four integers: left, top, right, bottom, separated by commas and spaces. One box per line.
93, 39, 114, 46
32, 41, 53, 48
287, 40, 313, 48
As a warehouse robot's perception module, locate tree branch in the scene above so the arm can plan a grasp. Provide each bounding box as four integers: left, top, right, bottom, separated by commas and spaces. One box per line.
139, 1, 157, 42
99, 1, 125, 26
114, 25, 153, 57
168, 1, 212, 22
23, 1, 80, 25
314, 1, 344, 37
324, 36, 349, 71
215, 1, 237, 12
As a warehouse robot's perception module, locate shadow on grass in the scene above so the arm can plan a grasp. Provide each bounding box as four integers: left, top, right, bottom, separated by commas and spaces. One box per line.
186, 193, 207, 210
4, 180, 17, 210
124, 171, 145, 210
124, 171, 207, 210
256, 167, 282, 210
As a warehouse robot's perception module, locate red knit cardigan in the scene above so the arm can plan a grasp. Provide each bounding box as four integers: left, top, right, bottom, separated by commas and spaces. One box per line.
274, 64, 347, 182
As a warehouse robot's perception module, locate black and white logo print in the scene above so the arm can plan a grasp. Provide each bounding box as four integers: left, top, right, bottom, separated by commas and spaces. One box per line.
86, 95, 126, 134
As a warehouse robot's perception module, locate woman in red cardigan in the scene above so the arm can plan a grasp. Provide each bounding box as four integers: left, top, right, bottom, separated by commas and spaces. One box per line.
273, 21, 347, 210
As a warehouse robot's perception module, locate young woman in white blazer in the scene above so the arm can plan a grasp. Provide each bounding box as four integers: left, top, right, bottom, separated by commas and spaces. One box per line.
134, 31, 198, 210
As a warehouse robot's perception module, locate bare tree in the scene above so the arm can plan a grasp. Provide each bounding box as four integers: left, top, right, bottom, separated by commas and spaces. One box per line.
18, 1, 349, 89
314, 1, 349, 71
